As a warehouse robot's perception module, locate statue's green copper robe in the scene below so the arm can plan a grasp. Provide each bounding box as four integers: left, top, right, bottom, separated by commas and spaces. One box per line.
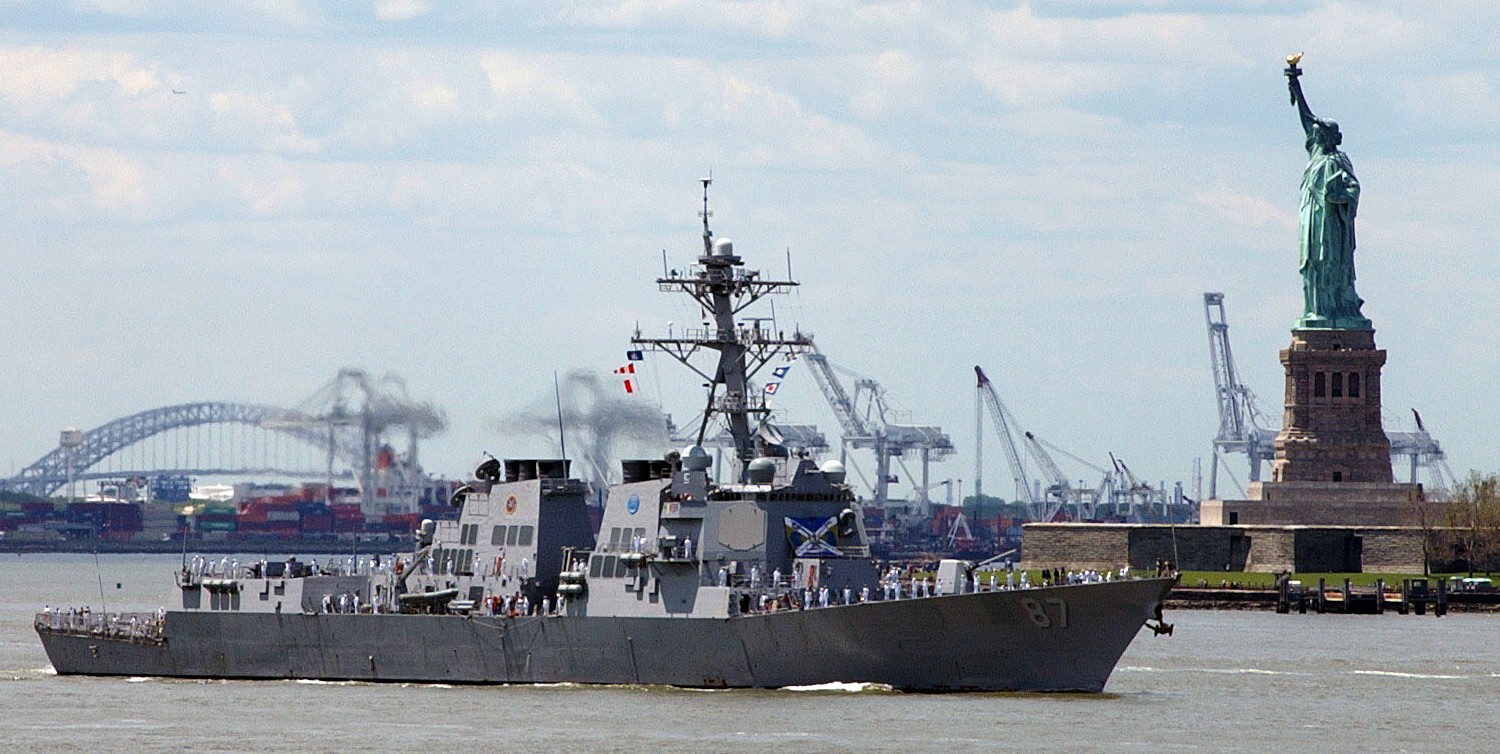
1297, 139, 1369, 329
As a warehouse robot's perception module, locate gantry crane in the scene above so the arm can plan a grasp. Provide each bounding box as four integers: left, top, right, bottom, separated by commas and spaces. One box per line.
1205, 292, 1276, 499
804, 343, 954, 512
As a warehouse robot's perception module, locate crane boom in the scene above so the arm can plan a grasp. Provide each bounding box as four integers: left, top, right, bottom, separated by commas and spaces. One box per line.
804, 347, 869, 439
975, 366, 1038, 508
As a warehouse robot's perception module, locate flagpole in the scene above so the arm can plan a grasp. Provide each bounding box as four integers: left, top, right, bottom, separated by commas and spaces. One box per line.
553, 371, 567, 461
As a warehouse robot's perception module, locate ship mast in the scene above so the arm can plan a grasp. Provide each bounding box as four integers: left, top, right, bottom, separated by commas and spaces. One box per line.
632, 178, 810, 481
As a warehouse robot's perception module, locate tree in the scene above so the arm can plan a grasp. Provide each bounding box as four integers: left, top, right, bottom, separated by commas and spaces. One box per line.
1443, 471, 1500, 575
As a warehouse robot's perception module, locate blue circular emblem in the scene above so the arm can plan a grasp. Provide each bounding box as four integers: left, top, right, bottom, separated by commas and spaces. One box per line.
627, 493, 640, 515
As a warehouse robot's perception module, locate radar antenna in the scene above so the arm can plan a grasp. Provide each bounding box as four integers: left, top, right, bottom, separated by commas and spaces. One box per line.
700, 174, 714, 255
632, 181, 810, 481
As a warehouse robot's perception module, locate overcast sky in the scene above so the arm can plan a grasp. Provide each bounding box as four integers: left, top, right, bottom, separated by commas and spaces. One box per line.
3, 1, 1498, 501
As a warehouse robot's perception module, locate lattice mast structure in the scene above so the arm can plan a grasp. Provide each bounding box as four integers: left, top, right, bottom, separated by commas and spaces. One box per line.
631, 179, 810, 482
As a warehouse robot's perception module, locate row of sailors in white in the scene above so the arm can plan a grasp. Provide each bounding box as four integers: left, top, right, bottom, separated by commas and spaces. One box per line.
754, 585, 875, 611
745, 566, 784, 589
1068, 569, 1113, 584
39, 606, 166, 638
630, 533, 696, 560
321, 592, 363, 613
485, 593, 564, 617
719, 564, 1141, 606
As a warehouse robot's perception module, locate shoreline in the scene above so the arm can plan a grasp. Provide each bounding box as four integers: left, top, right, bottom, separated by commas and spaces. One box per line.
1167, 586, 1500, 613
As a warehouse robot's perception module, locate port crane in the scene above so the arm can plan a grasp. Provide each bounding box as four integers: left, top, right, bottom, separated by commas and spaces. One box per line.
803, 344, 954, 513
974, 365, 1046, 519
1204, 292, 1276, 499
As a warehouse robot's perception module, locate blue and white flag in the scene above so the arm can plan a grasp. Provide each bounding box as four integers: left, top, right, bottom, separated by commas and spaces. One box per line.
784, 516, 841, 557
771, 364, 792, 379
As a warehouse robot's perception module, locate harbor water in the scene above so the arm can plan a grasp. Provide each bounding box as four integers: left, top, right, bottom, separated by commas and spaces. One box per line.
1, 553, 1492, 753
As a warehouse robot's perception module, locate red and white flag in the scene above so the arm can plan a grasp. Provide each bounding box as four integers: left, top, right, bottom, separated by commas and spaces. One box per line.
614, 363, 635, 374
623, 379, 636, 394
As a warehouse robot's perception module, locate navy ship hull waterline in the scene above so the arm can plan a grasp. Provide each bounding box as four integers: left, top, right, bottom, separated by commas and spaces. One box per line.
37, 180, 1175, 692
39, 578, 1173, 691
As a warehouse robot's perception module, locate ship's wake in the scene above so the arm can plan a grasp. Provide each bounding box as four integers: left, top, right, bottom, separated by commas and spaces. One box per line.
779, 681, 895, 694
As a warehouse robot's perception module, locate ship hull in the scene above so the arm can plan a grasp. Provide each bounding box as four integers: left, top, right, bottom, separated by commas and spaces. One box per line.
38, 578, 1172, 692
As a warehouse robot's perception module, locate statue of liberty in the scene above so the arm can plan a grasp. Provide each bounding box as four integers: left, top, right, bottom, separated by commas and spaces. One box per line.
1285, 54, 1371, 330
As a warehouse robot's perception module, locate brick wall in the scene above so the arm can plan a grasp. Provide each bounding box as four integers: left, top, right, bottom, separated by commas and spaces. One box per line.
1022, 523, 1429, 574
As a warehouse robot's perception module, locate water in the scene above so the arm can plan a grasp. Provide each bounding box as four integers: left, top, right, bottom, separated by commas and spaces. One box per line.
1, 553, 1492, 753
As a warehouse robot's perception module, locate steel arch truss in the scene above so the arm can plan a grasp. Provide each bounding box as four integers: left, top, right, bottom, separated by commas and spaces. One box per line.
4, 402, 363, 496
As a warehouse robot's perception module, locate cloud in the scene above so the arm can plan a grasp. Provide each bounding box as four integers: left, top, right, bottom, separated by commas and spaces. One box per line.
562, 0, 806, 38
374, 0, 431, 21
1195, 186, 1294, 230
208, 89, 321, 153
1397, 72, 1500, 130
479, 53, 596, 124
0, 46, 162, 111
0, 131, 153, 219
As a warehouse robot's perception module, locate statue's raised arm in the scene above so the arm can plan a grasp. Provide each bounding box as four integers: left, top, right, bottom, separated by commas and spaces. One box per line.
1285, 53, 1317, 137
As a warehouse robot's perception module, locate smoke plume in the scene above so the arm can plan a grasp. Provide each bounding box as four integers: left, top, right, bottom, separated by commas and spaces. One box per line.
493, 369, 670, 485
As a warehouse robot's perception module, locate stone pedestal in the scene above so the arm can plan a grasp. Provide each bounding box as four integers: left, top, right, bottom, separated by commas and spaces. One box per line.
1271, 328, 1393, 483
1200, 327, 1437, 528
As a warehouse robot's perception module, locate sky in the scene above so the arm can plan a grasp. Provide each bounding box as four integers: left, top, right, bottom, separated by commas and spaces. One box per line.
2, 1, 1499, 502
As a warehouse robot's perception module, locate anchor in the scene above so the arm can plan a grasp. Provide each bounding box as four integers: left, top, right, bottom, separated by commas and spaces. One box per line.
1145, 604, 1174, 636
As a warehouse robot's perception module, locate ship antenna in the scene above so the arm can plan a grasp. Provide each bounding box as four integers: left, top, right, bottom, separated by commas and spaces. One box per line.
700, 174, 713, 255
554, 370, 568, 461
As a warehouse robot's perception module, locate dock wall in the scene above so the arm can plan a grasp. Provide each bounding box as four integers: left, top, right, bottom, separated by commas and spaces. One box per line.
1022, 523, 1427, 574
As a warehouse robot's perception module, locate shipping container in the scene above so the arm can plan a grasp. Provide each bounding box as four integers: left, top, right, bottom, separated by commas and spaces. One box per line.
300, 513, 334, 532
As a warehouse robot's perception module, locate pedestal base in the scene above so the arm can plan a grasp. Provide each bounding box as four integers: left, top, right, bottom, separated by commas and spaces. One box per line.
1201, 480, 1439, 527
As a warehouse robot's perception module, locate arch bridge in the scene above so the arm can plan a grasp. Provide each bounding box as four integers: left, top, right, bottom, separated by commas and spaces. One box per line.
3, 402, 366, 497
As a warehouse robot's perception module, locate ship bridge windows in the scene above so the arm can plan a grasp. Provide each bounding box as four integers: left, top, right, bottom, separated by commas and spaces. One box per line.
432, 548, 474, 575
587, 553, 631, 579
458, 524, 479, 546
490, 525, 535, 547
607, 526, 647, 552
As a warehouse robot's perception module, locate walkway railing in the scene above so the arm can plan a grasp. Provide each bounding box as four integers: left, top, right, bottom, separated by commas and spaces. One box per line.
34, 609, 166, 643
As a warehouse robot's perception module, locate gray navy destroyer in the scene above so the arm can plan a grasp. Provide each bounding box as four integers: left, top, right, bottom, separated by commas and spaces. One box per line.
37, 181, 1176, 692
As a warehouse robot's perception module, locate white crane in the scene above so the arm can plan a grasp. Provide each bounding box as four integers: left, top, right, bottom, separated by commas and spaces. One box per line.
805, 344, 954, 513
974, 365, 1041, 518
